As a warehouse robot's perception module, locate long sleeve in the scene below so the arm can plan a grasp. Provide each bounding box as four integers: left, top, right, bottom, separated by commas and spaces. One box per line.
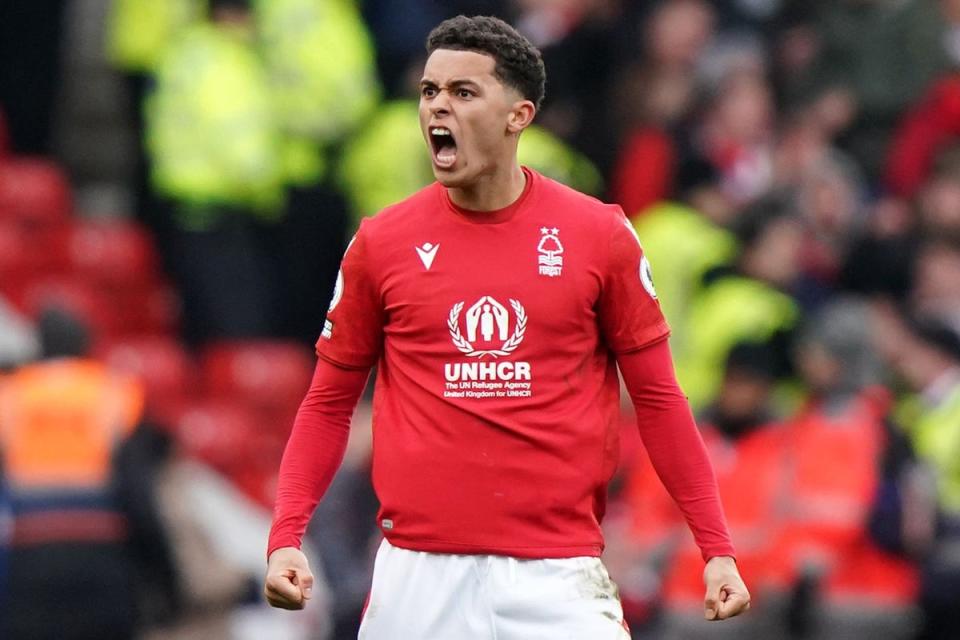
618, 339, 735, 562
266, 357, 370, 558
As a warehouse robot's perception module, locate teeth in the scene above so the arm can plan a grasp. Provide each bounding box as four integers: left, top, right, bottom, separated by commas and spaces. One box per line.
431, 128, 451, 136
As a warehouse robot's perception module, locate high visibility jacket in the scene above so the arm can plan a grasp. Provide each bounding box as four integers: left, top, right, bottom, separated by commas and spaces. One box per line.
337, 100, 602, 224
254, 0, 380, 145
908, 379, 960, 515
630, 203, 738, 357
0, 359, 143, 547
106, 0, 203, 73
145, 24, 287, 221
678, 274, 798, 411
627, 392, 918, 610
625, 422, 792, 608
773, 390, 918, 605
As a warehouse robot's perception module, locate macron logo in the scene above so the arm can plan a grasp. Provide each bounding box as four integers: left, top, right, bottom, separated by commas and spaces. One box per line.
416, 242, 439, 270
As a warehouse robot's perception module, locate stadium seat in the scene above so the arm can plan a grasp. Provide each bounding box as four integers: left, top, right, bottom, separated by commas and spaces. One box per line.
175, 400, 259, 470
0, 158, 71, 226
101, 281, 181, 337
0, 219, 31, 278
0, 218, 69, 287
18, 276, 118, 342
200, 340, 314, 413
100, 336, 195, 425
173, 399, 280, 507
66, 219, 159, 287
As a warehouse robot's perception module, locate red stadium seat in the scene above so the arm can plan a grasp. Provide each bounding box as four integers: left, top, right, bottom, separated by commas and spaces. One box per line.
100, 336, 195, 425
0, 218, 69, 290
101, 281, 181, 337
66, 219, 159, 287
0, 220, 31, 280
0, 158, 71, 226
174, 399, 281, 507
18, 276, 118, 343
200, 340, 314, 414
174, 400, 260, 471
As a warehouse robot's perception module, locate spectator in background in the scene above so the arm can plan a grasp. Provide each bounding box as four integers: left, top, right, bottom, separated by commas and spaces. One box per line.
144, 0, 286, 346
911, 238, 960, 335
521, 0, 637, 176
612, 342, 788, 639
106, 0, 205, 232
794, 0, 950, 178
0, 308, 176, 640
792, 151, 866, 310
253, 0, 379, 343
676, 194, 802, 411
777, 299, 919, 640
611, 0, 716, 216
871, 307, 960, 640
629, 200, 738, 365
916, 151, 960, 241
678, 68, 776, 211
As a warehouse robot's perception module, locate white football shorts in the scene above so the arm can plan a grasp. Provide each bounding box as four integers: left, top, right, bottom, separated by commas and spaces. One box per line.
357, 539, 631, 640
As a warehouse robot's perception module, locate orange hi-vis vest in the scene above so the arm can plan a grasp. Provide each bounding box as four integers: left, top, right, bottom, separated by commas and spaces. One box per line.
626, 421, 792, 608
0, 359, 144, 547
773, 389, 918, 606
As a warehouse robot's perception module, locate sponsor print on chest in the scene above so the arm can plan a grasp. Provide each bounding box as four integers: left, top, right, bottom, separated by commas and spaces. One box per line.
413, 224, 569, 401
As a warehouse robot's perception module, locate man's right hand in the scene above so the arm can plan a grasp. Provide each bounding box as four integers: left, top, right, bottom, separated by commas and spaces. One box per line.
264, 547, 314, 610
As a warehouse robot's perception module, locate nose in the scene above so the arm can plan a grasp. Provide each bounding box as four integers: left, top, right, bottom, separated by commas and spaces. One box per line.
430, 90, 451, 117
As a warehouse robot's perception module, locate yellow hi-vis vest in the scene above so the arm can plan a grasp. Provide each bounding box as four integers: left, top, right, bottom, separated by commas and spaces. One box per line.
145, 24, 286, 220
910, 381, 960, 514
678, 275, 799, 411
106, 0, 204, 73
631, 202, 738, 356
255, 0, 380, 144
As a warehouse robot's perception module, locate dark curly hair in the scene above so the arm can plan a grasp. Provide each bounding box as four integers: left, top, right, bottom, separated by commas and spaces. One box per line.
426, 15, 546, 110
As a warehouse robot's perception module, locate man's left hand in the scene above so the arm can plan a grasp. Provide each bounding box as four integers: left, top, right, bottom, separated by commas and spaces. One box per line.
703, 555, 750, 621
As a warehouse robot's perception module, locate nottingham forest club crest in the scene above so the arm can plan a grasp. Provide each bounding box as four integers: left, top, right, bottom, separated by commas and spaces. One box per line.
538, 227, 563, 277
443, 295, 534, 400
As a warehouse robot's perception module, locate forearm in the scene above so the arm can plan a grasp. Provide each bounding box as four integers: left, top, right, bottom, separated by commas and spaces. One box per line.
619, 340, 735, 562
266, 357, 370, 558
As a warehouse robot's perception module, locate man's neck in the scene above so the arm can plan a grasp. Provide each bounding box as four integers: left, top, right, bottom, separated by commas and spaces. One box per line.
447, 163, 527, 212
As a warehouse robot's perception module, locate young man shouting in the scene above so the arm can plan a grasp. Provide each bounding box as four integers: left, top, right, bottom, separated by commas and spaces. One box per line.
265, 15, 749, 638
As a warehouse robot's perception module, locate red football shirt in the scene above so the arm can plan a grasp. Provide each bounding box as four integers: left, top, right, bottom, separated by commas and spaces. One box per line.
317, 168, 670, 558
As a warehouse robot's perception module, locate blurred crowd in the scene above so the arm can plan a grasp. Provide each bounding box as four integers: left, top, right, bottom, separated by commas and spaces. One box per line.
1, 0, 960, 638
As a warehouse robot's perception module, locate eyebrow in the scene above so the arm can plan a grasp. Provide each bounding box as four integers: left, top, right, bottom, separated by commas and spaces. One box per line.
419, 78, 483, 89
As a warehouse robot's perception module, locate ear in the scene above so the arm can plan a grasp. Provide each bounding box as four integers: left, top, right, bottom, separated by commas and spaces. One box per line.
506, 99, 536, 134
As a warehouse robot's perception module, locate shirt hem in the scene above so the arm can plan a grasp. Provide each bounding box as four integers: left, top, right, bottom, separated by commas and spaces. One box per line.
384, 533, 604, 559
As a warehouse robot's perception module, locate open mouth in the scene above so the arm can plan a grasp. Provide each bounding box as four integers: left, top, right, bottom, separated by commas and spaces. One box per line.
429, 126, 458, 169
